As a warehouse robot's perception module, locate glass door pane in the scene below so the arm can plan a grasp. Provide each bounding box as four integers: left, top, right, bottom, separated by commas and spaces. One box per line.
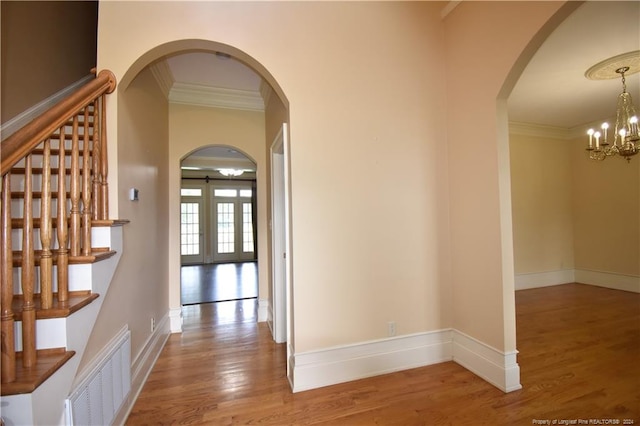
242, 202, 254, 253
216, 202, 235, 258
180, 197, 204, 264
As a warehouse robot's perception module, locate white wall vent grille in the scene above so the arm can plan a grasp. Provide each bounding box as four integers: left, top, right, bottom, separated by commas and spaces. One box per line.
65, 329, 131, 426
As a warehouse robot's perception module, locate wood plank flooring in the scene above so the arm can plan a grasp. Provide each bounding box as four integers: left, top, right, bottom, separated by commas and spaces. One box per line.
127, 284, 639, 425
181, 262, 258, 305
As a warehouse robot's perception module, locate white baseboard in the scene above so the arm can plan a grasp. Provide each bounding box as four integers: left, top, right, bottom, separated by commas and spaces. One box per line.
112, 312, 170, 425
291, 330, 453, 393
1, 74, 94, 140
575, 269, 640, 293
291, 328, 522, 394
514, 269, 575, 290
452, 330, 522, 393
169, 308, 183, 333
258, 298, 269, 323
514, 269, 639, 293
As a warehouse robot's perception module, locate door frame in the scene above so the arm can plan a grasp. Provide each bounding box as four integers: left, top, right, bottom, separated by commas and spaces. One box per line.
270, 123, 292, 350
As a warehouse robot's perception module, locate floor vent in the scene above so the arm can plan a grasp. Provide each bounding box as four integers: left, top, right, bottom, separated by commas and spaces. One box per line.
65, 329, 131, 426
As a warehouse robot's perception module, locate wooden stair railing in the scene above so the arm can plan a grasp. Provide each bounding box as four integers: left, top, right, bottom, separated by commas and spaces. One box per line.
0, 70, 116, 387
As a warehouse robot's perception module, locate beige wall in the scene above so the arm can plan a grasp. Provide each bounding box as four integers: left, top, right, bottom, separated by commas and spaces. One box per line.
509, 129, 639, 280
510, 132, 575, 274
98, 1, 453, 356
169, 103, 268, 304
572, 137, 639, 277
1, 1, 98, 123
80, 66, 169, 369
95, 1, 572, 364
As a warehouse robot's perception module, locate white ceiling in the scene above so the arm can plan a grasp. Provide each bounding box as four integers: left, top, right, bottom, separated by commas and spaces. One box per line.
508, 1, 639, 130
169, 1, 640, 171
166, 52, 262, 92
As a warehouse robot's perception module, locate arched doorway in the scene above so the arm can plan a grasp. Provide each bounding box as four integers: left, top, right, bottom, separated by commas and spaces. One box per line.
179, 145, 259, 307
116, 40, 291, 345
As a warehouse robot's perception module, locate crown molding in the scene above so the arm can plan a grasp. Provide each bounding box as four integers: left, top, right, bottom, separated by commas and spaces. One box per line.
260, 80, 272, 110
169, 82, 265, 112
509, 121, 572, 140
509, 116, 621, 140
182, 155, 256, 172
149, 60, 174, 98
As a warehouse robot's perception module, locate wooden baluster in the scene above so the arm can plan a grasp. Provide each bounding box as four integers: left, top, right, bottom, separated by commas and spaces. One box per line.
57, 124, 69, 303
69, 116, 81, 257
82, 107, 92, 256
100, 95, 109, 220
39, 139, 53, 309
1, 173, 16, 383
21, 155, 37, 368
92, 100, 101, 221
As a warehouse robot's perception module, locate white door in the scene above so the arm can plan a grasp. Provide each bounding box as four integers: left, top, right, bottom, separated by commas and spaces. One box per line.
180, 186, 205, 265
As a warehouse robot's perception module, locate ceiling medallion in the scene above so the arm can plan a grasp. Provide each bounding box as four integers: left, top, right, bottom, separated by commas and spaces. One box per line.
585, 50, 640, 80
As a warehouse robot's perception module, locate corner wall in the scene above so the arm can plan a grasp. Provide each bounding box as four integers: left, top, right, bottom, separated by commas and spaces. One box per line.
510, 128, 639, 293
572, 136, 639, 292
443, 1, 570, 352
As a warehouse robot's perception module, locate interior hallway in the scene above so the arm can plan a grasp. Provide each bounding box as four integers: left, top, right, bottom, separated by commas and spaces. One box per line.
127, 284, 639, 425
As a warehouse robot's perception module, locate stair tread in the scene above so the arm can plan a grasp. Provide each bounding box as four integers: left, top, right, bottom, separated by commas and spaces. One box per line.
12, 291, 99, 320
0, 348, 75, 396
12, 248, 117, 266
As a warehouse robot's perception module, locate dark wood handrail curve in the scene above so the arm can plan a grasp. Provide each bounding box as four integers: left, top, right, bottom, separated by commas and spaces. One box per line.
1, 70, 116, 175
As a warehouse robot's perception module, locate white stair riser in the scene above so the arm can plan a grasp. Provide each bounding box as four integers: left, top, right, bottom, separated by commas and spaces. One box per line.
14, 318, 68, 351
10, 226, 111, 251
12, 263, 94, 295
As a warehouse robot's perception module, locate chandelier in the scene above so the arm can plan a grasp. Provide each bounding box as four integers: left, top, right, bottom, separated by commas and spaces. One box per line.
586, 66, 639, 162
218, 168, 244, 177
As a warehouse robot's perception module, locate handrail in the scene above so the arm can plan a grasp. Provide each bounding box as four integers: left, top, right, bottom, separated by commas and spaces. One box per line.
1, 69, 116, 387
1, 70, 116, 175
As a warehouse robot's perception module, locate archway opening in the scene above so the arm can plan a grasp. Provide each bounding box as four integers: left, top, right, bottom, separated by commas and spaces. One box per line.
117, 40, 291, 346
179, 145, 258, 309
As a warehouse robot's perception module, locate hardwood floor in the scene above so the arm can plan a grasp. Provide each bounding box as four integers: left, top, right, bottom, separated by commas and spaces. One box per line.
181, 262, 258, 305
127, 284, 639, 425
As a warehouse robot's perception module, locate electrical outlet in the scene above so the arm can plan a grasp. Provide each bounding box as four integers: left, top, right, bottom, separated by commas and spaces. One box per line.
387, 321, 396, 337
151, 317, 155, 332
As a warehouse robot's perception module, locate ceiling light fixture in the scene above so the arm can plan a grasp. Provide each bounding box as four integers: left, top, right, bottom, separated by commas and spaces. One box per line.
218, 168, 244, 177
586, 66, 639, 162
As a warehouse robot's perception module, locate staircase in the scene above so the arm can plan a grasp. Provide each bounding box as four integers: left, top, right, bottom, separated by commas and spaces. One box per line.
0, 70, 125, 425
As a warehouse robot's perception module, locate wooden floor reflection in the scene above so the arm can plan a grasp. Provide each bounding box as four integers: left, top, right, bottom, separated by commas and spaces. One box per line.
182, 299, 258, 330
181, 262, 257, 305
128, 284, 640, 425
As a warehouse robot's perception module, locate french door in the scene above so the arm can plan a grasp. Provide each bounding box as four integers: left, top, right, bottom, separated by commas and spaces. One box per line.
180, 186, 205, 265
212, 185, 256, 262
180, 181, 256, 264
